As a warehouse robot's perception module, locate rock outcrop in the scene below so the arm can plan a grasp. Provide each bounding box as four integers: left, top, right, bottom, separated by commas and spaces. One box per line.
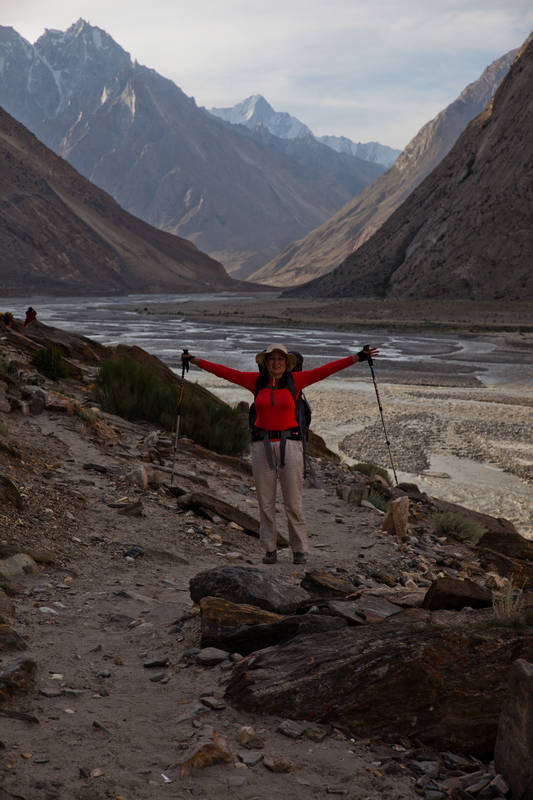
226, 619, 533, 757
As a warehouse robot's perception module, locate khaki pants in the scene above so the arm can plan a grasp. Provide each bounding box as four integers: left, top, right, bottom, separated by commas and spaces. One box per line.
251, 439, 307, 554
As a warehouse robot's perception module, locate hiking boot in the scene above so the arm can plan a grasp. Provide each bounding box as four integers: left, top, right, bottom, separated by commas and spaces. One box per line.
262, 551, 277, 564
293, 552, 306, 565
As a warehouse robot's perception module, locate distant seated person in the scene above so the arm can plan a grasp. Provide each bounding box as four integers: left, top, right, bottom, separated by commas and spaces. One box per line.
24, 307, 37, 326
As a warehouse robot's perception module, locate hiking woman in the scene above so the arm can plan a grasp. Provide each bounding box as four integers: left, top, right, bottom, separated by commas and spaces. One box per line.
182, 344, 378, 565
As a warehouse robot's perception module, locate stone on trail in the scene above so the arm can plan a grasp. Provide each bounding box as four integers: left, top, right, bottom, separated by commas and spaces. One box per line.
0, 656, 37, 697
382, 496, 409, 538
178, 726, 233, 778
0, 623, 27, 652
421, 577, 492, 611
190, 566, 309, 614
0, 476, 24, 510
0, 553, 39, 580
263, 755, 293, 773
494, 658, 533, 800
196, 647, 228, 666
301, 571, 359, 598
237, 725, 264, 749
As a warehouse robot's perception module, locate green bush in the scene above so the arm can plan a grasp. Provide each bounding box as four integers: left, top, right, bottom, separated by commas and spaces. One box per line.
351, 461, 391, 486
95, 356, 248, 456
366, 489, 390, 512
433, 512, 486, 543
31, 345, 70, 381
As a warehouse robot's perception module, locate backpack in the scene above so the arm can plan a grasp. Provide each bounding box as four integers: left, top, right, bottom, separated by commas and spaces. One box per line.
249, 351, 312, 473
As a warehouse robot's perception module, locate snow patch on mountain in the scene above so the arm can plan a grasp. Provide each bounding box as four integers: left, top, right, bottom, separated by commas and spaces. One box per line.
210, 94, 400, 167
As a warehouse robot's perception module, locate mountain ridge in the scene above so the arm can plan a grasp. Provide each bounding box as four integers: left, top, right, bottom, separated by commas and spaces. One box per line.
0, 20, 384, 278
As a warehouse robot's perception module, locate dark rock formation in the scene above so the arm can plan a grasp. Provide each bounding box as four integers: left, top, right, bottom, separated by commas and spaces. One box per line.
225, 621, 533, 757
478, 529, 533, 589
494, 658, 533, 800
199, 596, 346, 655
421, 578, 492, 611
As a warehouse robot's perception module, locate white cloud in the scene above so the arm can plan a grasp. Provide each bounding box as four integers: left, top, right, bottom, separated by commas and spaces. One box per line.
2, 0, 532, 147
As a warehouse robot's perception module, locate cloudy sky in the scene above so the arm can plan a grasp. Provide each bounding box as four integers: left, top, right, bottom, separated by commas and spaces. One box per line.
3, 0, 532, 148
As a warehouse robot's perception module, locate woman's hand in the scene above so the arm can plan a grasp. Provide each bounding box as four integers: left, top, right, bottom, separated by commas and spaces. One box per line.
353, 346, 379, 363
181, 351, 197, 369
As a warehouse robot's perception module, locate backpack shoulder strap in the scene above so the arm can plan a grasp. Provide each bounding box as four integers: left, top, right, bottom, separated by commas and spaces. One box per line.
286, 371, 298, 404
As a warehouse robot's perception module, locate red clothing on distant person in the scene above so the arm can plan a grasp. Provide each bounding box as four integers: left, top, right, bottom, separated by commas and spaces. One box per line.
196, 356, 354, 431
24, 309, 37, 326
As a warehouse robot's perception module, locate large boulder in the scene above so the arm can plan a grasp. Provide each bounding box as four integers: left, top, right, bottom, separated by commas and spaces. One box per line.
478, 530, 533, 589
422, 577, 492, 611
225, 620, 533, 757
494, 659, 533, 800
190, 566, 309, 614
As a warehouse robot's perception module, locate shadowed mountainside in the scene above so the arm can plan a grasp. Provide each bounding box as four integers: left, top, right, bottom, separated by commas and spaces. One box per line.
250, 49, 516, 287
0, 106, 241, 296
284, 34, 533, 301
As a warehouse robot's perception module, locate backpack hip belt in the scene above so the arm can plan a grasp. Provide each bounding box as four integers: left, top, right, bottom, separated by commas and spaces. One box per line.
252, 427, 301, 469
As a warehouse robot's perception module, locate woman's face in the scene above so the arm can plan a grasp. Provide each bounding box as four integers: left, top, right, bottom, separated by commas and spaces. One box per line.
266, 351, 287, 381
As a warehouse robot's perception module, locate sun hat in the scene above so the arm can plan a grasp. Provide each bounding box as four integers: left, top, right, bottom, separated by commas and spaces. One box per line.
255, 343, 297, 372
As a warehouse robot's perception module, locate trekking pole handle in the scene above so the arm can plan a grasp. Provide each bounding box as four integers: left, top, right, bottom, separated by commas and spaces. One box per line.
181, 348, 189, 379
363, 344, 373, 367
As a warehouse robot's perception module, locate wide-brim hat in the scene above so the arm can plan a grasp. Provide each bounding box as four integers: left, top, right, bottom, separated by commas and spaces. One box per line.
255, 343, 297, 372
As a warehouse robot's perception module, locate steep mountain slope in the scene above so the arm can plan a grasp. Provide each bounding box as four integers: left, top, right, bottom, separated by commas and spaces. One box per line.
0, 21, 383, 278
209, 94, 399, 167
286, 34, 533, 301
0, 106, 236, 296
251, 49, 516, 287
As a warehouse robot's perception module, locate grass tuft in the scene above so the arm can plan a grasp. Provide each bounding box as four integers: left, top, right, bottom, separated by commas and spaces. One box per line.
366, 489, 391, 512
433, 512, 486, 543
31, 345, 71, 381
351, 461, 391, 485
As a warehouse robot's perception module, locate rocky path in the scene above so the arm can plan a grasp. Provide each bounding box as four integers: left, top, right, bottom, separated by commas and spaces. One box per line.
1, 323, 532, 800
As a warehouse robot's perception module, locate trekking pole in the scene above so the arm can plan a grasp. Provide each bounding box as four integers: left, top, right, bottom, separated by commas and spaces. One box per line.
364, 344, 399, 486
170, 350, 189, 486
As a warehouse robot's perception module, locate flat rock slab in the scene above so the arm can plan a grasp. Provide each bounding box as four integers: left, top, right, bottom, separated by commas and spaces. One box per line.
225, 621, 533, 758
495, 658, 533, 800
200, 595, 346, 655
190, 566, 309, 614
422, 577, 492, 611
301, 571, 359, 598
